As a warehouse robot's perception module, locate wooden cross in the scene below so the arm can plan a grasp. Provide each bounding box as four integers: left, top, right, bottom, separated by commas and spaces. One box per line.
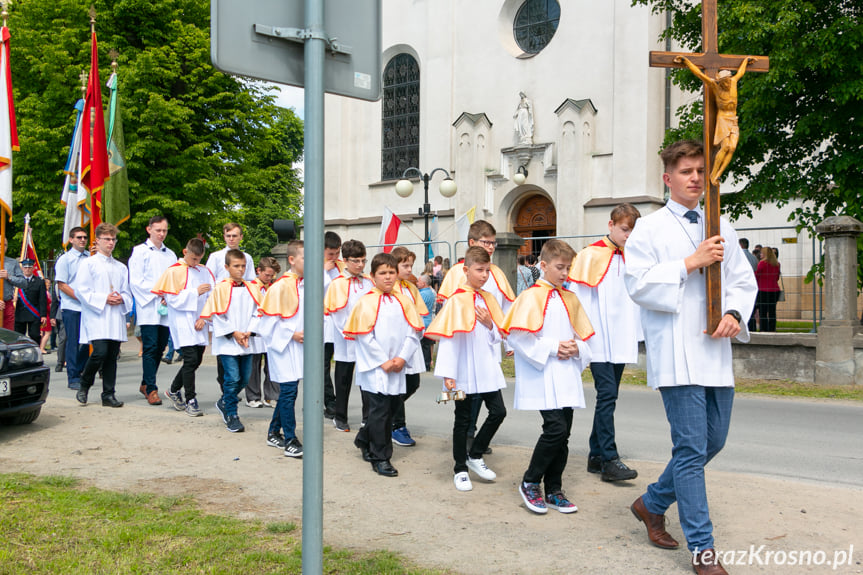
649, 0, 768, 333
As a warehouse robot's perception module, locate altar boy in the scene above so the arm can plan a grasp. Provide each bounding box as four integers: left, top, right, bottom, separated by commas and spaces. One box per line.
344, 253, 424, 478
200, 249, 263, 433
74, 223, 133, 408
151, 238, 215, 417
251, 240, 305, 458
425, 246, 507, 492
503, 239, 594, 515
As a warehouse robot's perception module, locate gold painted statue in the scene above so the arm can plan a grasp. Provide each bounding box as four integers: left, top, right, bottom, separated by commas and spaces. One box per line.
674, 55, 758, 185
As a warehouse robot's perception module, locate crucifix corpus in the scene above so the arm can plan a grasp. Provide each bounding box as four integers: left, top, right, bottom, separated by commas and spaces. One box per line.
649, 0, 769, 333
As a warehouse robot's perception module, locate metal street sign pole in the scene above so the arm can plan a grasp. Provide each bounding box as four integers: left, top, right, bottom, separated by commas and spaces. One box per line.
302, 0, 325, 571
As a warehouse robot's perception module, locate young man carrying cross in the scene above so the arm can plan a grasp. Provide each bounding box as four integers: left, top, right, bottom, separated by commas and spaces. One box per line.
624, 140, 757, 575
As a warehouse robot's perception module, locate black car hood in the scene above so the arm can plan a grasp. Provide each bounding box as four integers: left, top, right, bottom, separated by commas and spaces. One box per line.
0, 328, 34, 347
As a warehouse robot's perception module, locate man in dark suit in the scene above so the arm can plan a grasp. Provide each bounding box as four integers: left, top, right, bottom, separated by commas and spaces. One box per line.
8, 259, 47, 342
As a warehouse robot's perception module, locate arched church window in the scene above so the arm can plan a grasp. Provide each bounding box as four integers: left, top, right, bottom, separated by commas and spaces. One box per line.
381, 54, 420, 181
513, 0, 560, 55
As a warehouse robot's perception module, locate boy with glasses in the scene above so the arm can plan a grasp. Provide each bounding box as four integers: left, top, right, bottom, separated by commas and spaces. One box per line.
73, 224, 133, 408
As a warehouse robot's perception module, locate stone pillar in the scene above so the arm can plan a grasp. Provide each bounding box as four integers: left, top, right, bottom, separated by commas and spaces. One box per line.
814, 216, 863, 385
494, 232, 526, 293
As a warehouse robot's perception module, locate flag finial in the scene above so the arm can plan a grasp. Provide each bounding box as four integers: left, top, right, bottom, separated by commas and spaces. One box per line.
88, 5, 96, 32
79, 69, 88, 98
109, 49, 119, 72
1, 0, 10, 27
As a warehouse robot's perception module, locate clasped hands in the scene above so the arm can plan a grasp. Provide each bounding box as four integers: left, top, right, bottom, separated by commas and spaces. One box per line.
557, 339, 579, 361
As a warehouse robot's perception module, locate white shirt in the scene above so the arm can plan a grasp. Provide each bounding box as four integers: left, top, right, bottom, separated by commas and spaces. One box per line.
323, 265, 341, 343
74, 253, 133, 343
251, 278, 304, 383
624, 200, 758, 389
395, 281, 428, 375
508, 292, 592, 410
54, 248, 89, 312
165, 265, 214, 348
570, 252, 641, 364
209, 283, 261, 356
327, 274, 375, 362
354, 295, 420, 395
128, 239, 177, 326
433, 295, 506, 394
206, 247, 255, 283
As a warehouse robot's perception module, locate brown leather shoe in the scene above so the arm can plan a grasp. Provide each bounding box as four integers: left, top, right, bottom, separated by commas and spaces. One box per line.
630, 495, 680, 549
692, 549, 728, 575
146, 389, 163, 405
139, 384, 148, 398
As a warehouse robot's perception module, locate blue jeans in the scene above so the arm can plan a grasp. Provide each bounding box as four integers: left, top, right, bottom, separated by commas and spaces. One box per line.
269, 380, 299, 440
219, 354, 253, 417
140, 324, 170, 393
61, 310, 89, 385
642, 385, 734, 552
588, 362, 626, 461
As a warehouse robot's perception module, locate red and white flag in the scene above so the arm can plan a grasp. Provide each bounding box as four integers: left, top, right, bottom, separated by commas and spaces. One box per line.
0, 25, 19, 220
377, 207, 401, 253
20, 214, 43, 278
80, 30, 109, 228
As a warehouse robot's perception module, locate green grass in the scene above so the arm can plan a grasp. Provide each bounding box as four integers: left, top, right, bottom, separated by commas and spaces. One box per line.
0, 474, 443, 575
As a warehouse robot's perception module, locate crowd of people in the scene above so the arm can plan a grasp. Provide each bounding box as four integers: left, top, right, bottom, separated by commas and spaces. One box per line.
42, 139, 761, 575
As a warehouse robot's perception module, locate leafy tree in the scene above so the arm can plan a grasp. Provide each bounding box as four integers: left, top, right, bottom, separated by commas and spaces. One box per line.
7, 0, 303, 263
634, 0, 863, 285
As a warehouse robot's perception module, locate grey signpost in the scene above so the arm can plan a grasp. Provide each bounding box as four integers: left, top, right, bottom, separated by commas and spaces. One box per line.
211, 1, 381, 572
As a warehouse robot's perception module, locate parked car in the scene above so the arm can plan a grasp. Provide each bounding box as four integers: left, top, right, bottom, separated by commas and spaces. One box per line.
0, 327, 50, 425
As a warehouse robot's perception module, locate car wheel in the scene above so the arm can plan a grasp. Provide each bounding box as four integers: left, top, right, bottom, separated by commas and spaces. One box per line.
7, 407, 42, 425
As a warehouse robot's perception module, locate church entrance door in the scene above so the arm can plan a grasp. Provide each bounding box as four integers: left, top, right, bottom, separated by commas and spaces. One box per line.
513, 194, 556, 257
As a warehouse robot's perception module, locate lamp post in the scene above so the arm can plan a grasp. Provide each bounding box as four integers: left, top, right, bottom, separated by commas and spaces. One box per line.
395, 167, 457, 262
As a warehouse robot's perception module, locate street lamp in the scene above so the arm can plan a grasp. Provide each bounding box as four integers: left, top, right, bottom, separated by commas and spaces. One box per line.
512, 165, 529, 185
395, 167, 457, 262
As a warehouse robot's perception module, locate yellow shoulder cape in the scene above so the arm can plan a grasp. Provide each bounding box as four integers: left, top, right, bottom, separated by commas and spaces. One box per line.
258, 273, 301, 319
567, 237, 623, 287
342, 288, 425, 339
324, 273, 373, 314
151, 262, 191, 296
397, 279, 429, 316
200, 279, 264, 319
424, 286, 505, 340
501, 280, 594, 341
437, 262, 515, 303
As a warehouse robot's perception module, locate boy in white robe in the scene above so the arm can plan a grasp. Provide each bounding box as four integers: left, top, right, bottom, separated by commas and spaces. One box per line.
503, 239, 594, 515
323, 239, 374, 432
322, 231, 344, 419
200, 249, 263, 433
74, 223, 133, 408
152, 238, 214, 417
245, 257, 280, 408
624, 140, 757, 574
426, 246, 507, 492
250, 240, 305, 458
568, 203, 642, 482
344, 253, 423, 478
389, 246, 429, 447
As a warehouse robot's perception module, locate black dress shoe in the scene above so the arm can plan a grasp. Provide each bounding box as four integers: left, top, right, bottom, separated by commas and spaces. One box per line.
372, 460, 398, 477
76, 388, 88, 405
354, 440, 372, 462
102, 395, 124, 408
55, 365, 64, 373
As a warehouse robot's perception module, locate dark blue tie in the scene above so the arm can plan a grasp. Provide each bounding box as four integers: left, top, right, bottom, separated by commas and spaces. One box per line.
684, 210, 699, 224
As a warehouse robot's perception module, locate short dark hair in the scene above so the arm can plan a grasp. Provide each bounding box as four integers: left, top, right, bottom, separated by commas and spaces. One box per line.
370, 252, 397, 275
464, 246, 491, 267
257, 256, 281, 275
660, 140, 704, 172
610, 203, 641, 227
539, 239, 576, 264
341, 239, 366, 260
468, 220, 496, 242
148, 215, 168, 227
69, 226, 87, 238
324, 231, 342, 250
185, 238, 205, 256
225, 248, 246, 265
739, 238, 750, 249
287, 240, 304, 259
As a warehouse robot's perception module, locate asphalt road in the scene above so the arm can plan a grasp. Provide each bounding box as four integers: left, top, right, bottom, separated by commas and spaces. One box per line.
46, 347, 863, 489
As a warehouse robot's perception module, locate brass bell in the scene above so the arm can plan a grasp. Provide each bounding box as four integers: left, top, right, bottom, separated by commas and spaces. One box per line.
436, 391, 453, 404
451, 389, 466, 401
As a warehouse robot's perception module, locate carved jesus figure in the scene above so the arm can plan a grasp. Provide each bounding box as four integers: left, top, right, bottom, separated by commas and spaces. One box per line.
674, 55, 757, 185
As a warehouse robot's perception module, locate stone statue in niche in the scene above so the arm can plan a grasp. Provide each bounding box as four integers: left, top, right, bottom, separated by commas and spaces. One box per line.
514, 91, 534, 145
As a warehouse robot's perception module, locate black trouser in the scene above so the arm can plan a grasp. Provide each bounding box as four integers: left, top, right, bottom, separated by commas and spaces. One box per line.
588, 362, 625, 462
354, 391, 400, 463
246, 353, 278, 402
323, 342, 336, 413
139, 324, 170, 393
391, 373, 421, 430
420, 337, 434, 371
14, 320, 41, 343
80, 339, 121, 400
523, 407, 574, 493
757, 291, 780, 332
333, 360, 355, 425
453, 390, 506, 473
170, 345, 206, 401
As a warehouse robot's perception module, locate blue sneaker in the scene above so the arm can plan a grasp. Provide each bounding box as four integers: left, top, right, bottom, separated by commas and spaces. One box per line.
215, 398, 227, 423
545, 490, 578, 514
226, 415, 245, 433
391, 426, 416, 447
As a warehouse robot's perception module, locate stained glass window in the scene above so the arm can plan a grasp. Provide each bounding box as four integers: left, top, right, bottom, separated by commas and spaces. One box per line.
382, 54, 420, 181
513, 0, 561, 55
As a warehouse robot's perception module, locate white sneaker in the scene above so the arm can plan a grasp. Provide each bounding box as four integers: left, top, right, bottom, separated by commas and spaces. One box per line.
453, 472, 473, 492
466, 457, 497, 481
245, 400, 263, 408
